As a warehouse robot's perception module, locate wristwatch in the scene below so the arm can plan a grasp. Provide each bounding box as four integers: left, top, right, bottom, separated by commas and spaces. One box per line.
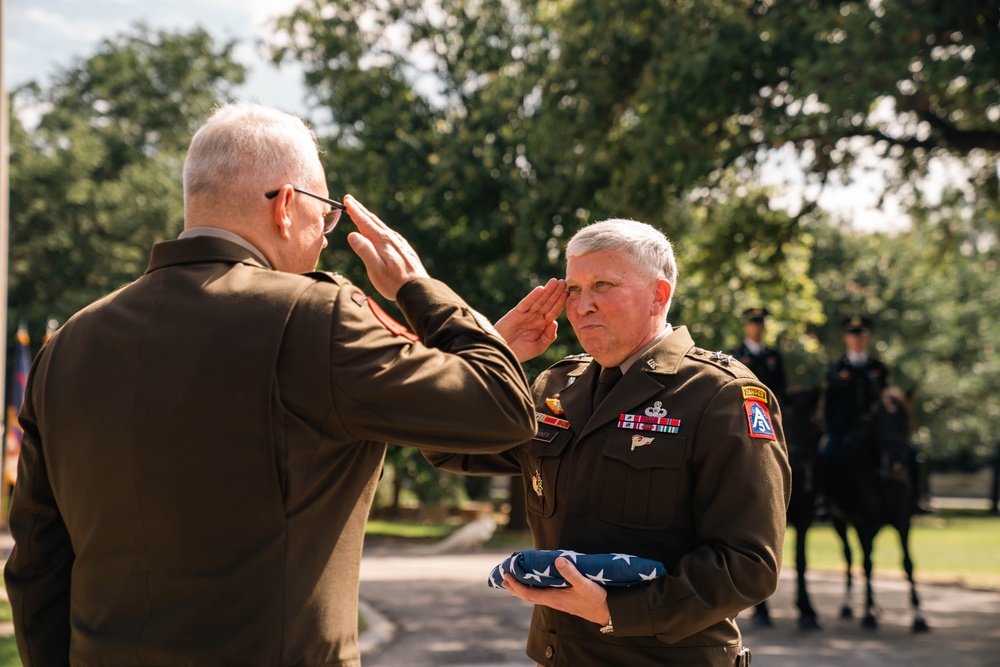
599, 616, 614, 635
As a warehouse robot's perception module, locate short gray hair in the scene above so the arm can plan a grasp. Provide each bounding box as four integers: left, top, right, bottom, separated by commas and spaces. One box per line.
183, 103, 323, 211
566, 218, 678, 308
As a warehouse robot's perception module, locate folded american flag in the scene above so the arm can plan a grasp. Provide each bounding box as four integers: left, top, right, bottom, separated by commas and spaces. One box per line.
488, 549, 666, 589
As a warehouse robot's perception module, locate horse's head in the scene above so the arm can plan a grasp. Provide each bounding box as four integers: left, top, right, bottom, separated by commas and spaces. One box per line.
868, 386, 912, 480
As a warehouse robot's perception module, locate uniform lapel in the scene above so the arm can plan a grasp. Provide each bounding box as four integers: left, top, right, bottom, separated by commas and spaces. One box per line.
558, 362, 598, 436
579, 327, 696, 440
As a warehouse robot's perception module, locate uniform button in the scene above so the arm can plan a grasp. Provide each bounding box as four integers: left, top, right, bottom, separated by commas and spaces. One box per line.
545, 646, 554, 659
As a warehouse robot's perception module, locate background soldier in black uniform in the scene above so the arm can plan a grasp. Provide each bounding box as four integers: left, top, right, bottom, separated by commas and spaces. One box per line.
730, 308, 786, 403
821, 316, 928, 513
823, 316, 887, 452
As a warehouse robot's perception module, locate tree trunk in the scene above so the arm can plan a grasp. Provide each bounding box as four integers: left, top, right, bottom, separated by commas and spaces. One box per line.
990, 452, 999, 516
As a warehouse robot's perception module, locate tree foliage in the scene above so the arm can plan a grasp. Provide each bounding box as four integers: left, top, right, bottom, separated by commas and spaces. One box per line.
8, 25, 246, 333
5, 2, 998, 514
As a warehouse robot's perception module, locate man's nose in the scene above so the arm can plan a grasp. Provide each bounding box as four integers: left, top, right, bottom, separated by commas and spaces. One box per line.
574, 290, 596, 315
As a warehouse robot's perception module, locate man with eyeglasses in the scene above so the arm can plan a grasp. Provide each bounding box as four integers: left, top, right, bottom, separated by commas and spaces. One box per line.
5, 102, 536, 666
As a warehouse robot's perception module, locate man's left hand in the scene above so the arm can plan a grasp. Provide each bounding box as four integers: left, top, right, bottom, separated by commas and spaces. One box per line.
502, 556, 610, 626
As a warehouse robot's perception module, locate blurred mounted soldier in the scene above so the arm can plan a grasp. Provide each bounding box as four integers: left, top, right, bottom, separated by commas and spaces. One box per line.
821, 316, 928, 514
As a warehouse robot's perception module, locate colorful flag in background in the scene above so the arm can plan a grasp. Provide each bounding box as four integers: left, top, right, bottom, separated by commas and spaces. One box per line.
4, 323, 32, 486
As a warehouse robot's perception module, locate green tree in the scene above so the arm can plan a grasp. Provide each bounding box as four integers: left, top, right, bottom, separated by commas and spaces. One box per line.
8, 24, 246, 335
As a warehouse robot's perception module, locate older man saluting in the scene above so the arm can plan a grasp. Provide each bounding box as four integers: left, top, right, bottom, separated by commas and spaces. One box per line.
426, 219, 791, 667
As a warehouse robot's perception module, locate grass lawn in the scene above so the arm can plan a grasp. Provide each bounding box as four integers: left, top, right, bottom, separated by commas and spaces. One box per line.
788, 510, 1000, 590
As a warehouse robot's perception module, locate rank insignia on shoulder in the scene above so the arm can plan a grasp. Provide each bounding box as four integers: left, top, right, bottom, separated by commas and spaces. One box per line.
545, 397, 565, 415
536, 412, 570, 430
712, 351, 734, 365
741, 386, 768, 403
744, 399, 776, 440
531, 470, 544, 497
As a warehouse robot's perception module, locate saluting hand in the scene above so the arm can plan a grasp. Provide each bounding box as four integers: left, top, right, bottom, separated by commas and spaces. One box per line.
345, 195, 430, 300
502, 556, 611, 627
495, 278, 567, 362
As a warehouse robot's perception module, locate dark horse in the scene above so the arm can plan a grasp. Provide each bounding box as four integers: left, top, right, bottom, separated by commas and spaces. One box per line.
753, 387, 823, 630
826, 387, 929, 633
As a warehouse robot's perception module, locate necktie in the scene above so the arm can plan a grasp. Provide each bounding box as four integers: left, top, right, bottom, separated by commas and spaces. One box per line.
592, 366, 623, 411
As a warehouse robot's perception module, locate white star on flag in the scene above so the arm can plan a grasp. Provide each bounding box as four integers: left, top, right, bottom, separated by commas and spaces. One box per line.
559, 550, 585, 563
611, 553, 635, 564
639, 568, 659, 581
585, 569, 613, 585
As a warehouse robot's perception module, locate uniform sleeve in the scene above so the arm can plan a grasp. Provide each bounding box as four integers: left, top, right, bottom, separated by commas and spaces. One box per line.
321, 277, 536, 453
606, 379, 791, 642
4, 354, 74, 666
421, 446, 523, 476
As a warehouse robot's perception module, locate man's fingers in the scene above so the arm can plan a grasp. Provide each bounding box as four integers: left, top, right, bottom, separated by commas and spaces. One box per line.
542, 321, 558, 344
344, 195, 390, 237
554, 557, 589, 587
347, 231, 379, 267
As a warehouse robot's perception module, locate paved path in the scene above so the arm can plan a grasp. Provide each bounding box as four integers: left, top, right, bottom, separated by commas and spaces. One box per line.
359, 541, 1000, 667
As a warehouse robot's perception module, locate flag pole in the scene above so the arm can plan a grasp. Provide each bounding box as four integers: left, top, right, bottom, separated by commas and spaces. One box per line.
0, 0, 12, 527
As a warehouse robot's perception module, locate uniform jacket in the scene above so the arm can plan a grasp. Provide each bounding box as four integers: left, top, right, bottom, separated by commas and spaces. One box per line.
4, 236, 536, 667
729, 342, 786, 402
426, 327, 791, 667
823, 355, 889, 439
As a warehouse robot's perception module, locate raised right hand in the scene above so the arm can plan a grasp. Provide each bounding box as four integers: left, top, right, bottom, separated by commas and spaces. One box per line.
345, 195, 430, 300
495, 278, 567, 362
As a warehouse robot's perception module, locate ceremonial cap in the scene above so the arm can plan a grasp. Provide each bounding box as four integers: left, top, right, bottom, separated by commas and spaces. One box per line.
742, 308, 769, 323
842, 315, 872, 333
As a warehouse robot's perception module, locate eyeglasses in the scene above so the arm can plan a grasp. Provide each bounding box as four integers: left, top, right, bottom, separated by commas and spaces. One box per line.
265, 187, 346, 235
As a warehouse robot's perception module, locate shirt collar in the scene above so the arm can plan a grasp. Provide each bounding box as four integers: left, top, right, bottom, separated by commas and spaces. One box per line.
179, 227, 271, 268
618, 324, 673, 375
744, 338, 764, 355
847, 350, 869, 367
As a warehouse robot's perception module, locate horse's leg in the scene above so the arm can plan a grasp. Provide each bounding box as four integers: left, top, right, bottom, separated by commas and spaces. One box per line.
833, 516, 853, 619
897, 520, 930, 633
753, 600, 773, 627
858, 528, 878, 629
796, 519, 820, 630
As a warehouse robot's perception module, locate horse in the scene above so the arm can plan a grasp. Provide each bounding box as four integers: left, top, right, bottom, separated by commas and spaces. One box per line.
752, 387, 823, 630
826, 386, 929, 633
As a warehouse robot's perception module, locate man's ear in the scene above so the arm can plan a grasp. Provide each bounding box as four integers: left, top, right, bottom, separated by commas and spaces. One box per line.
270, 185, 294, 240
652, 278, 672, 313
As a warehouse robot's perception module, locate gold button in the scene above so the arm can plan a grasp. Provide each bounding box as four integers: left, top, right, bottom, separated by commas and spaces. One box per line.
545, 646, 554, 659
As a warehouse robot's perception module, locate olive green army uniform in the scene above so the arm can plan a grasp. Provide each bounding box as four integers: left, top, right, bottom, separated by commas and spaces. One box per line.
426, 327, 791, 666
5, 236, 536, 667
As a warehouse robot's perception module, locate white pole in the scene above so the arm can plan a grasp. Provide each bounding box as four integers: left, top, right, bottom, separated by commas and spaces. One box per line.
0, 0, 12, 526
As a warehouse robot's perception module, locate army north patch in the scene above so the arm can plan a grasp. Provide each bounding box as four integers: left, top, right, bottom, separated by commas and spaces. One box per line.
744, 399, 776, 440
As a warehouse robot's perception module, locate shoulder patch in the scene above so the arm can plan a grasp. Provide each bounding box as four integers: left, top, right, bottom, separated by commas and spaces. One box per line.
741, 386, 768, 403
744, 399, 776, 440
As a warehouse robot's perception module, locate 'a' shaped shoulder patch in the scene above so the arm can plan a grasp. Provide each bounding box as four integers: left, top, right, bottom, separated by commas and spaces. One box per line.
744, 398, 776, 440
